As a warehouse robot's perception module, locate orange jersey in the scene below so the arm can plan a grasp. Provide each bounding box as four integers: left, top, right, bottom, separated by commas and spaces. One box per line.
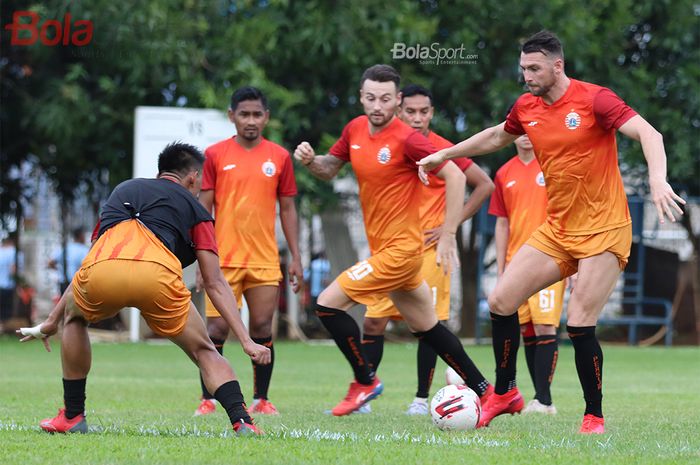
504, 79, 637, 235
489, 155, 548, 262
330, 116, 443, 255
202, 136, 297, 268
419, 131, 473, 232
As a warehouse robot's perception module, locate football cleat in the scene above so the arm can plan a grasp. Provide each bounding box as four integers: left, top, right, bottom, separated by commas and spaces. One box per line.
40, 408, 87, 434
355, 402, 372, 414
480, 384, 495, 404
523, 399, 557, 415
232, 419, 263, 436
579, 414, 605, 434
331, 377, 383, 416
477, 387, 524, 428
405, 398, 429, 416
193, 398, 217, 416
249, 399, 279, 415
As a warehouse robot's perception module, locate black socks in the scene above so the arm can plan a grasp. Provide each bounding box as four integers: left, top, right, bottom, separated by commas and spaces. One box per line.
361, 334, 384, 372
252, 336, 274, 400
413, 322, 490, 397
316, 305, 373, 385
491, 312, 520, 395
416, 338, 438, 398
568, 325, 603, 418
214, 380, 252, 425
534, 335, 558, 406
63, 378, 86, 419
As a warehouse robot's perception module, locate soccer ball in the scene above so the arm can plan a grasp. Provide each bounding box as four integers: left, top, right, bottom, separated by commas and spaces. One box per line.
445, 366, 463, 385
430, 384, 481, 431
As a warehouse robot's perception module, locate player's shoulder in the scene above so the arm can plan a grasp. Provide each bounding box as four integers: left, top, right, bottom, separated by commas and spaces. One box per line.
345, 115, 368, 132
260, 138, 290, 158
427, 131, 453, 150
495, 155, 521, 177
205, 137, 236, 159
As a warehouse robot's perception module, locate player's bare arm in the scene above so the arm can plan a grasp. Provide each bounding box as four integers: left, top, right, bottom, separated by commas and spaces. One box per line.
433, 161, 465, 274
617, 115, 686, 223
418, 123, 519, 172
197, 249, 271, 364
494, 216, 510, 277
279, 195, 303, 293
294, 142, 346, 181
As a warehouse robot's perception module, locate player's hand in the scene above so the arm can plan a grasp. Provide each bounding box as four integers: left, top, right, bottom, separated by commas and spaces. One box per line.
294, 142, 316, 166
418, 165, 430, 186
423, 225, 442, 247
288, 255, 304, 294
436, 231, 460, 276
16, 320, 58, 352
649, 177, 685, 224
243, 341, 271, 365
417, 149, 448, 173
195, 265, 204, 293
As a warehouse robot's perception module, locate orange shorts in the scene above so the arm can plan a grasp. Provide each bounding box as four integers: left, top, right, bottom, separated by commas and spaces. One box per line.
336, 247, 423, 307
517, 280, 566, 327
205, 267, 282, 317
72, 259, 191, 338
365, 246, 449, 320
526, 222, 632, 278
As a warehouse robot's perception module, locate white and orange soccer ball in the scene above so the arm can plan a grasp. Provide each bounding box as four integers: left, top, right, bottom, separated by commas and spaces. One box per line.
430, 384, 481, 431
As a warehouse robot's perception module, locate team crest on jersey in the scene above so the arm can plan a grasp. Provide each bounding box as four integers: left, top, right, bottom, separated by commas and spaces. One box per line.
261, 159, 276, 177
377, 146, 391, 164
565, 111, 581, 130
536, 171, 545, 186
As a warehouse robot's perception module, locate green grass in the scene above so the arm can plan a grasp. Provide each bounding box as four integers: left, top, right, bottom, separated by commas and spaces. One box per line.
1, 335, 699, 465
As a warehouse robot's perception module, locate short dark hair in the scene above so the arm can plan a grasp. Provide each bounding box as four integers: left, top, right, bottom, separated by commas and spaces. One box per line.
360, 64, 400, 89
522, 30, 564, 59
157, 142, 204, 177
230, 86, 268, 111
400, 84, 433, 106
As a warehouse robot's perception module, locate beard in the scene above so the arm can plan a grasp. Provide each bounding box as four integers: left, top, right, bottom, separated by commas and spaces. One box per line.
527, 78, 554, 96
240, 129, 259, 141
368, 112, 392, 127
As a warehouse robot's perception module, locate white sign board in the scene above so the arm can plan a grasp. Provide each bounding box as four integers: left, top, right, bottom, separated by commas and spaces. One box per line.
133, 106, 234, 179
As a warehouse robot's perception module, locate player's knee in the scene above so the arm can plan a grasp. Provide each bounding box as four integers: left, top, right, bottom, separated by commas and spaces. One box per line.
363, 317, 386, 335
487, 292, 512, 315
249, 320, 272, 339
206, 317, 228, 340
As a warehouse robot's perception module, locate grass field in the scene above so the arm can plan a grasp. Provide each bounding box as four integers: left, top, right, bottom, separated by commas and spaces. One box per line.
1, 335, 699, 465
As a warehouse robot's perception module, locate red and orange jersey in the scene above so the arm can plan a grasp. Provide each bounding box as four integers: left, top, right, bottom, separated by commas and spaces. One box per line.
489, 156, 548, 263
504, 79, 637, 235
82, 220, 182, 275
419, 131, 473, 233
330, 116, 442, 255
202, 136, 297, 268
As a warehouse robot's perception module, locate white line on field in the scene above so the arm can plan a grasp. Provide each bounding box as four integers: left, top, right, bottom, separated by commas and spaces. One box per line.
0, 421, 508, 447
